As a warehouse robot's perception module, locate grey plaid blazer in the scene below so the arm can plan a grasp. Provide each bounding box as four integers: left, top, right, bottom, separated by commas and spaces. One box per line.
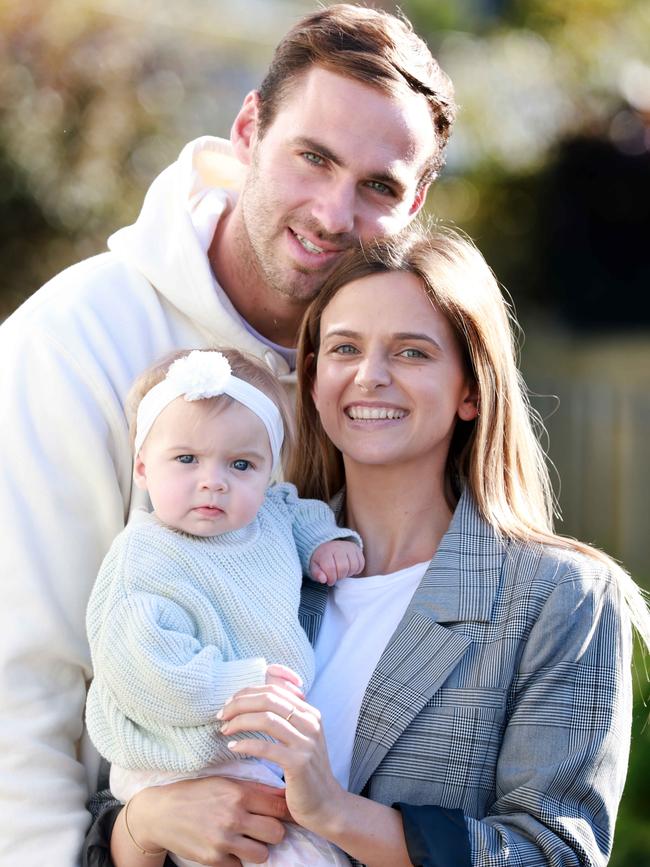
299, 490, 632, 867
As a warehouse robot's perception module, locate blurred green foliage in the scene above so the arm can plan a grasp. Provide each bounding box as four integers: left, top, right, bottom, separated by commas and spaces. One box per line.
0, 0, 283, 314
611, 643, 650, 867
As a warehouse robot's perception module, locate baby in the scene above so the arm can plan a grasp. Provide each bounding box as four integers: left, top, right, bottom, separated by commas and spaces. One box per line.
86, 348, 363, 867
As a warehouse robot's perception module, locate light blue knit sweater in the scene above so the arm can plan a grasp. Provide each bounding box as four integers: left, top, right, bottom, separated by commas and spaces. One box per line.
86, 483, 360, 773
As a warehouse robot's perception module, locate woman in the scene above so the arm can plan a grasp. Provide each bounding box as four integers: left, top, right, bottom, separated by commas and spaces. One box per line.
86, 229, 649, 866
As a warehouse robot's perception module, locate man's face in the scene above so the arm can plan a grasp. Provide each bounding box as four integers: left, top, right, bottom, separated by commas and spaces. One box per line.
232, 66, 437, 303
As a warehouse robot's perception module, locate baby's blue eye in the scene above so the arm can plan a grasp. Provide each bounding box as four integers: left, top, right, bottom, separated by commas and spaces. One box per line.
176, 454, 196, 464
232, 459, 252, 472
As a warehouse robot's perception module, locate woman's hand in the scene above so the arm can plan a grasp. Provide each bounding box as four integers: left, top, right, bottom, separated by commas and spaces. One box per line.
217, 687, 414, 867
218, 684, 346, 837
113, 775, 291, 866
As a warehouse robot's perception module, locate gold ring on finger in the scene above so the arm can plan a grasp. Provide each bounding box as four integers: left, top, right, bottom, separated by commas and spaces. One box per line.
285, 707, 296, 723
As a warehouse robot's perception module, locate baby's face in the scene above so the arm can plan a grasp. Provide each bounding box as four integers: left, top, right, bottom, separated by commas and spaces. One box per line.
134, 397, 273, 537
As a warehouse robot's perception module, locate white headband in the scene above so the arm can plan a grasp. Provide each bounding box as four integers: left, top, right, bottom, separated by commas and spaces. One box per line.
134, 351, 284, 471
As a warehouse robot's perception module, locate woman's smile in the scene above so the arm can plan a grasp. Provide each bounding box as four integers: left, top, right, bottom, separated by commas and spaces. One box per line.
344, 403, 409, 421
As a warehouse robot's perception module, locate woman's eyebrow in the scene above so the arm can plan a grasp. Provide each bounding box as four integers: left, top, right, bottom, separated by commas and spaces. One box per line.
323, 328, 443, 351
323, 329, 361, 338
393, 332, 443, 350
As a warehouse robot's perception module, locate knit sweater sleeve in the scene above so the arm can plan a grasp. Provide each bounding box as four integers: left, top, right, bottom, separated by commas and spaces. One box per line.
267, 483, 362, 574
86, 527, 267, 769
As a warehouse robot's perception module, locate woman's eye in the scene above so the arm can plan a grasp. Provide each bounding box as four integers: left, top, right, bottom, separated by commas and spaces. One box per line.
231, 459, 252, 472
176, 454, 196, 464
333, 344, 359, 355
400, 348, 427, 359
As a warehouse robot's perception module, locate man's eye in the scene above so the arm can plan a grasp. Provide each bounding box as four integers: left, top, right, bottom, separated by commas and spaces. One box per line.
231, 459, 252, 471
303, 152, 325, 166
176, 454, 196, 464
366, 180, 392, 196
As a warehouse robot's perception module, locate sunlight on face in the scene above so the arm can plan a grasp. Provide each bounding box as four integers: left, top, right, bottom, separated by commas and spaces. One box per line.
235, 66, 436, 302
312, 271, 477, 475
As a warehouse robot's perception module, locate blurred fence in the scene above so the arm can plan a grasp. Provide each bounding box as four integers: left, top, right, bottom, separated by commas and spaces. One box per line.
524, 332, 650, 583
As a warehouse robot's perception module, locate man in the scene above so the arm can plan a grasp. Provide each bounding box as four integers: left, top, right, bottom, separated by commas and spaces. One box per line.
0, 4, 455, 864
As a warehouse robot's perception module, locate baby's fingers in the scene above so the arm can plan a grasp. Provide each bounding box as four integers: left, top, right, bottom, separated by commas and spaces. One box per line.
351, 548, 365, 576
310, 563, 329, 584
266, 663, 302, 686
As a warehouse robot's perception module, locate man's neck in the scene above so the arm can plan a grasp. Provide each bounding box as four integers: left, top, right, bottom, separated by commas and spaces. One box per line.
208, 208, 307, 349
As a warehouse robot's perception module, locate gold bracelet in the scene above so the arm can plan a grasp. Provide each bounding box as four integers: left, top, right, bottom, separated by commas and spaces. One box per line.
123, 798, 166, 857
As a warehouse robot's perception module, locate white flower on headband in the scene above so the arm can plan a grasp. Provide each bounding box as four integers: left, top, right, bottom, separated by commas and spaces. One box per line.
166, 351, 232, 401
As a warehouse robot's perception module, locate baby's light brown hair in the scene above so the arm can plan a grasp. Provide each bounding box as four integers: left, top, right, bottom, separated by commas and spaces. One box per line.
127, 348, 294, 466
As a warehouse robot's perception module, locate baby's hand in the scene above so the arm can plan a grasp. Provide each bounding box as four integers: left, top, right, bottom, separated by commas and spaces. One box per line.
310, 540, 364, 586
265, 663, 304, 697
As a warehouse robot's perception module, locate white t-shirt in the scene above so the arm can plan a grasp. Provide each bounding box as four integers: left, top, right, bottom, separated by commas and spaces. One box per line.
308, 561, 430, 789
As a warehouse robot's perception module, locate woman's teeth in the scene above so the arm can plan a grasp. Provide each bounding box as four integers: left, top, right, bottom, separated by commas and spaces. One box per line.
347, 406, 406, 420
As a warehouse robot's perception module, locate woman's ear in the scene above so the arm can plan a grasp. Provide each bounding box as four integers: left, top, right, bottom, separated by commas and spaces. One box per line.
458, 381, 479, 422
133, 453, 148, 490
230, 91, 260, 166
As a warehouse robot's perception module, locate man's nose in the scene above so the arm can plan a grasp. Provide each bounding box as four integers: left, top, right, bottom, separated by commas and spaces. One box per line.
311, 179, 356, 236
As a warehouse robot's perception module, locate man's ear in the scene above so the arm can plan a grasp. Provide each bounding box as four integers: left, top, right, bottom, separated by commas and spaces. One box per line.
230, 91, 261, 166
458, 381, 479, 422
408, 181, 431, 217
133, 453, 148, 491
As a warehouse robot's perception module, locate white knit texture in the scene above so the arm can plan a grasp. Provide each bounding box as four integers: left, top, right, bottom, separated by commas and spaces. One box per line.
86, 483, 360, 773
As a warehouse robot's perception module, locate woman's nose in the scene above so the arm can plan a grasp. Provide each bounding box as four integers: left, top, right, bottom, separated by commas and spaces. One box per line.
354, 356, 391, 390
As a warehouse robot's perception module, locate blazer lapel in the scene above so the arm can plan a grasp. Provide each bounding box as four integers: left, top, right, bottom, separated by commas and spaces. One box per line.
299, 579, 328, 645
348, 491, 506, 795
298, 487, 346, 645
348, 614, 471, 795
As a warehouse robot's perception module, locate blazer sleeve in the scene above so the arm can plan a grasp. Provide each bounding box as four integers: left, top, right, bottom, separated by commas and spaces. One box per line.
394, 805, 472, 867
398, 562, 633, 867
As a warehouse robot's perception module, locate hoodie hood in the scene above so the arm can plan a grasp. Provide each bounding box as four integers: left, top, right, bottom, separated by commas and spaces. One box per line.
108, 136, 250, 338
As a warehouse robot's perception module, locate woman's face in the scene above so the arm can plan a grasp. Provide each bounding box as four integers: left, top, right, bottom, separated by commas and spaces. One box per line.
312, 271, 477, 473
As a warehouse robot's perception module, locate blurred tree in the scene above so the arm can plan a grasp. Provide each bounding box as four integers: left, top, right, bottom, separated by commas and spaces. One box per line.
415, 0, 650, 331
0, 0, 276, 317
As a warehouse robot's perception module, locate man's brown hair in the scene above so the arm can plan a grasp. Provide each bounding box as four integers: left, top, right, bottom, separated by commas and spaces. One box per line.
257, 3, 456, 182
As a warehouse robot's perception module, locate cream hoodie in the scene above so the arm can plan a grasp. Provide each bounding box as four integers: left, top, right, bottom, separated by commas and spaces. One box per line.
0, 137, 294, 865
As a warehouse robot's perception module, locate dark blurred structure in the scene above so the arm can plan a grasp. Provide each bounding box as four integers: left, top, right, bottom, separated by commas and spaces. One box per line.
538, 120, 650, 330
